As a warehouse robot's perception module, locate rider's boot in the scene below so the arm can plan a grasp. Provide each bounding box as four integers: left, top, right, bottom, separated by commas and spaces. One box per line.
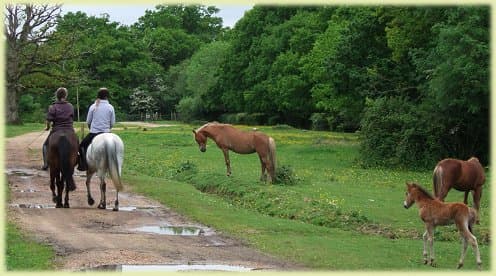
76, 148, 87, 171
41, 144, 48, 171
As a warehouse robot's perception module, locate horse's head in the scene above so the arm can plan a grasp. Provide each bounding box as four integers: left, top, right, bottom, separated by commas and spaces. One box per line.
403, 182, 416, 209
192, 130, 207, 152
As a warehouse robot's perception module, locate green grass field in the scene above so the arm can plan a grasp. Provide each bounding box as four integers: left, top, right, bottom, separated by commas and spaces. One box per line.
5, 122, 490, 270
119, 122, 490, 270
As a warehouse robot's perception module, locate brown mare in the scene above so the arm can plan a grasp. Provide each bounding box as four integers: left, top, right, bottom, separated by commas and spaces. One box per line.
47, 129, 79, 208
433, 157, 485, 222
403, 182, 481, 269
193, 122, 276, 183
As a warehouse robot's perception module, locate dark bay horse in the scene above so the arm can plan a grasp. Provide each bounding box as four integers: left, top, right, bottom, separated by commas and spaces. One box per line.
403, 182, 481, 269
433, 157, 485, 222
85, 133, 124, 211
47, 129, 79, 208
193, 122, 276, 183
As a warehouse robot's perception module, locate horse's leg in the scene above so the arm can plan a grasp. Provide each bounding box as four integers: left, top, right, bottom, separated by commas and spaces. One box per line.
463, 191, 469, 205
426, 224, 435, 267
457, 232, 468, 269
422, 230, 429, 265
113, 191, 119, 211
473, 187, 482, 224
461, 226, 482, 270
64, 180, 70, 208
55, 174, 63, 208
97, 176, 107, 209
50, 172, 57, 203
258, 155, 267, 182
85, 171, 95, 206
222, 149, 231, 176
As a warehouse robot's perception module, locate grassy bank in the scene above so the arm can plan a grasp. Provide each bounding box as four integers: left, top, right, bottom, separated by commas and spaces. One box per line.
119, 123, 490, 270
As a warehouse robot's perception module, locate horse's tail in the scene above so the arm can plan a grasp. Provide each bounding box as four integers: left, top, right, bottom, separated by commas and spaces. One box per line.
268, 137, 277, 181
105, 135, 123, 192
468, 207, 478, 234
433, 164, 443, 199
58, 135, 76, 191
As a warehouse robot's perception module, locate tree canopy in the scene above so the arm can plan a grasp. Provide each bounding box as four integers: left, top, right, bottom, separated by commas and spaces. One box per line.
6, 4, 489, 168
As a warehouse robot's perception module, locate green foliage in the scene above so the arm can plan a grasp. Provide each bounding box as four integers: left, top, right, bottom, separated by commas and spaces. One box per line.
274, 165, 299, 185
360, 97, 437, 169
309, 113, 329, 131
12, 5, 489, 169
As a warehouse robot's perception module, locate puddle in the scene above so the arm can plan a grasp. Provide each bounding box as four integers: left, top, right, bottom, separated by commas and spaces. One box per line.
86, 264, 253, 272
17, 189, 37, 193
9, 203, 55, 209
134, 225, 205, 236
5, 168, 38, 176
106, 206, 159, 212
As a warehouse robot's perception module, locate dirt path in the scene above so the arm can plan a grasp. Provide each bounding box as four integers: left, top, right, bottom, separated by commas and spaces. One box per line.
5, 128, 300, 272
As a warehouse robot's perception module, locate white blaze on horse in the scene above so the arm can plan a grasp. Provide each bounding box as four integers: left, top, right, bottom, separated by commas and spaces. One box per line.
403, 182, 481, 270
85, 133, 124, 211
193, 122, 277, 183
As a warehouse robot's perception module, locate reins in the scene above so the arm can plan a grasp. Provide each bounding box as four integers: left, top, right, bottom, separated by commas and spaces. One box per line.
27, 130, 48, 149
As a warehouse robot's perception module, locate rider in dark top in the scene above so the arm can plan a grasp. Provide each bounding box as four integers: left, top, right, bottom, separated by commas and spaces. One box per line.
41, 87, 75, 170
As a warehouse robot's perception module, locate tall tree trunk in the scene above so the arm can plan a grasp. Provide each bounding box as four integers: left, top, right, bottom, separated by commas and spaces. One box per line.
6, 83, 22, 125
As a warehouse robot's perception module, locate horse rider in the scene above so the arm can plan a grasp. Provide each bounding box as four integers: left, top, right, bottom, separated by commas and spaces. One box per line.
41, 87, 75, 170
77, 87, 116, 171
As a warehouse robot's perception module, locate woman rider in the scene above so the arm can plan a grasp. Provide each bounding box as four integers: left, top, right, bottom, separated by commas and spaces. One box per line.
41, 87, 75, 170
77, 87, 116, 171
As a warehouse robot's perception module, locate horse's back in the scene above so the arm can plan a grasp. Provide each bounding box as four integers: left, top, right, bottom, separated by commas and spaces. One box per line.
462, 158, 485, 187
436, 158, 484, 190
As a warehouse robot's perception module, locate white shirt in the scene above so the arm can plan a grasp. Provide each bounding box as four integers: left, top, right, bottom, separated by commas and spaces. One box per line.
86, 99, 115, 133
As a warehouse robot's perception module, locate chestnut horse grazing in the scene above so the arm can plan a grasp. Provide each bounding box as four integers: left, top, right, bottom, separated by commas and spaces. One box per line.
47, 129, 79, 208
403, 182, 481, 270
433, 157, 485, 222
193, 122, 276, 183
85, 133, 124, 211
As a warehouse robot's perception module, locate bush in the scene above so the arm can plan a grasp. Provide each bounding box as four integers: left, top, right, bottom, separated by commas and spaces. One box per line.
219, 113, 266, 125
274, 165, 299, 185
309, 113, 329, 131
359, 97, 437, 169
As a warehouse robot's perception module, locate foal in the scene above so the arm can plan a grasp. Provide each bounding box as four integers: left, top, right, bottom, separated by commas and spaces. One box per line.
403, 182, 481, 269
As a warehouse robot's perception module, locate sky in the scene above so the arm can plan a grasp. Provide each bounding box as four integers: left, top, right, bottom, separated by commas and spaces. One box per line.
60, 4, 253, 28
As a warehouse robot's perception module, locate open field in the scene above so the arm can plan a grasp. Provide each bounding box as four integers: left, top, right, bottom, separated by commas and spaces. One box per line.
5, 122, 490, 270
120, 122, 490, 270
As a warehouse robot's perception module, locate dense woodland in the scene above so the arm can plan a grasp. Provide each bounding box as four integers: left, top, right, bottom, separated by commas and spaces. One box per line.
5, 5, 489, 168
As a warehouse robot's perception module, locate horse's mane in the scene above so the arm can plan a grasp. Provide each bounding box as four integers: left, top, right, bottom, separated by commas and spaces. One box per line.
412, 183, 435, 200
196, 121, 228, 132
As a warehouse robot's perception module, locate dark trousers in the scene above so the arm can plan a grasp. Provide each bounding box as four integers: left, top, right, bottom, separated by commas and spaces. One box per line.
78, 132, 103, 169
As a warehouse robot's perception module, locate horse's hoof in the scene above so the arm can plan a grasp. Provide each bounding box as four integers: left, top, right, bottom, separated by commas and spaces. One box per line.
97, 204, 106, 209
55, 204, 63, 208
457, 263, 463, 269
112, 207, 119, 211
63, 204, 69, 208
423, 260, 428, 265
88, 198, 95, 206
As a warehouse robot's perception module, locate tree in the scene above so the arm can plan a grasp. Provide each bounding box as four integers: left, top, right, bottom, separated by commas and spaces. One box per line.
5, 4, 61, 124
130, 88, 158, 120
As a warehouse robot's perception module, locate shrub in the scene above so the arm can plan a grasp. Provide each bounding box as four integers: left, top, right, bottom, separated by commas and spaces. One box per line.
274, 165, 299, 185
309, 113, 329, 131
